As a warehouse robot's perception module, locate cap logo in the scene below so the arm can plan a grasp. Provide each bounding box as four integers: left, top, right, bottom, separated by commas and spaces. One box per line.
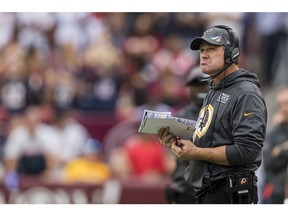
211, 34, 223, 42
203, 28, 213, 36
205, 28, 213, 33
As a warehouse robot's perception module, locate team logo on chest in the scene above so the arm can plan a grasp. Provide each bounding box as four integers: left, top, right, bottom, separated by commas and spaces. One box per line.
194, 104, 214, 139
217, 93, 230, 104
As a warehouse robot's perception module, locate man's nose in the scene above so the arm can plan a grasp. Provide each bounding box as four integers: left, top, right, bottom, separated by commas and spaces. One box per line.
201, 50, 208, 58
201, 54, 208, 59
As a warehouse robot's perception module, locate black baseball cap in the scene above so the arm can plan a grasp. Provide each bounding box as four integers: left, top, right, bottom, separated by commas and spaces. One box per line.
190, 26, 231, 50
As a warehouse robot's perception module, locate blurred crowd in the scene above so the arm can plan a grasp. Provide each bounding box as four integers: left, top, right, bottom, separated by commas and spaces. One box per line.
0, 12, 288, 203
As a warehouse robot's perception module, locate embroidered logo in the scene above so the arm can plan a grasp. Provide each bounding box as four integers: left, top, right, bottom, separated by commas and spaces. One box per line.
217, 93, 230, 104
244, 112, 253, 117
194, 104, 214, 139
239, 177, 248, 185
203, 28, 213, 36
210, 33, 223, 42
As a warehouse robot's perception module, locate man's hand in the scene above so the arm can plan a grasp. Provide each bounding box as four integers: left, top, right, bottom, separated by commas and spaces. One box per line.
171, 139, 199, 160
158, 128, 229, 165
158, 127, 178, 148
158, 127, 198, 160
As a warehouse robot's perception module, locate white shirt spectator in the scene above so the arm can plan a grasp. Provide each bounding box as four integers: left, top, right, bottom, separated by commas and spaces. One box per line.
48, 120, 91, 163
4, 123, 56, 160
54, 12, 89, 52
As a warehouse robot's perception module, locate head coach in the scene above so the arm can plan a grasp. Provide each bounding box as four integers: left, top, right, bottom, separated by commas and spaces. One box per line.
158, 25, 267, 204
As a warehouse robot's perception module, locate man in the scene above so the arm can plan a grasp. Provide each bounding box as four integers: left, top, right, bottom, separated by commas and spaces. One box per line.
165, 66, 209, 204
158, 25, 267, 204
262, 86, 288, 204
3, 106, 57, 190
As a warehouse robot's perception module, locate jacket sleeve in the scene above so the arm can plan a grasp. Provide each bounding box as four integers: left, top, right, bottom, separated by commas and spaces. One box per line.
225, 92, 267, 166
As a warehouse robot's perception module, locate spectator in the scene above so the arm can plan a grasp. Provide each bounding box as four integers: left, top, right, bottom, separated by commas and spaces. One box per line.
133, 81, 173, 121
109, 132, 175, 181
3, 106, 57, 189
46, 108, 107, 182
0, 42, 28, 115
262, 86, 288, 204
62, 138, 111, 184
254, 13, 288, 87
50, 70, 77, 110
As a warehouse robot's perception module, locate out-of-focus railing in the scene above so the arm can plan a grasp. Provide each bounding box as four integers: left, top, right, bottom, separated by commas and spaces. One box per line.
0, 175, 172, 204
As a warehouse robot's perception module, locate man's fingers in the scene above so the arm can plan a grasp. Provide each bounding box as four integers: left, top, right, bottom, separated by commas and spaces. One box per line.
158, 127, 178, 148
171, 141, 185, 158
158, 127, 169, 139
163, 133, 176, 144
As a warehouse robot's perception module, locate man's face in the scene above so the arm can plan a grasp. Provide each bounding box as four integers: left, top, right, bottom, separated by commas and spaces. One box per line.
199, 42, 225, 76
277, 88, 288, 123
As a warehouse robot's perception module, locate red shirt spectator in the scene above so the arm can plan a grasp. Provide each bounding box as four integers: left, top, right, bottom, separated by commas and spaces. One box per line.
124, 134, 166, 176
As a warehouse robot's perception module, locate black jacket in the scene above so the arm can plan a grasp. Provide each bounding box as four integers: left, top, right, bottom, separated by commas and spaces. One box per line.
185, 69, 267, 189
263, 123, 288, 204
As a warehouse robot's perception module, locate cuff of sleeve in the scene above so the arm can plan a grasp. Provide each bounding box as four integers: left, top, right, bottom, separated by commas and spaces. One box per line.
226, 145, 241, 166
284, 198, 288, 204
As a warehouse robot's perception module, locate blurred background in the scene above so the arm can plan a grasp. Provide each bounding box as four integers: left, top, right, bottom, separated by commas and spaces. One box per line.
0, 12, 286, 204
